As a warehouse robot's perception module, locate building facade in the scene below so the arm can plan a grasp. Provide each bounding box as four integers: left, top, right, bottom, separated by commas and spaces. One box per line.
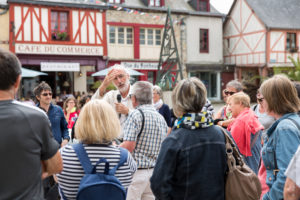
8, 0, 107, 97
224, 0, 300, 81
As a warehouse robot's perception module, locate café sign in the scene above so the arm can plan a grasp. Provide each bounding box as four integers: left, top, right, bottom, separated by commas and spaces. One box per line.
15, 44, 103, 56
121, 62, 158, 70
41, 62, 80, 72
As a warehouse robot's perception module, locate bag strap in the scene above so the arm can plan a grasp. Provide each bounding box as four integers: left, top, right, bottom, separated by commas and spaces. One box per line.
218, 125, 245, 170
137, 109, 145, 138
273, 118, 300, 178
73, 143, 94, 174
73, 143, 109, 174
109, 147, 128, 175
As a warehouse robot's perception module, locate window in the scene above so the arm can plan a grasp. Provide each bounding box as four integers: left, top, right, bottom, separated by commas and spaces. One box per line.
286, 33, 297, 51
109, 26, 133, 45
140, 28, 161, 46
200, 29, 209, 53
140, 29, 145, 45
108, 0, 122, 3
149, 0, 162, 7
198, 0, 209, 12
51, 11, 69, 41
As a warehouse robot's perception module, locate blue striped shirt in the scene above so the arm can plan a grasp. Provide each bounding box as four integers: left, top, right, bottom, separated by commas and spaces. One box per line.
57, 144, 137, 200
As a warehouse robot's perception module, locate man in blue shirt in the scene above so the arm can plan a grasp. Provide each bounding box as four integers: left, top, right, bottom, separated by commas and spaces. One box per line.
34, 82, 69, 147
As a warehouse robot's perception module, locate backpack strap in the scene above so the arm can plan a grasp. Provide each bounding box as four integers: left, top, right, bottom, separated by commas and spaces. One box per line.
109, 147, 128, 175
137, 109, 145, 138
73, 143, 94, 174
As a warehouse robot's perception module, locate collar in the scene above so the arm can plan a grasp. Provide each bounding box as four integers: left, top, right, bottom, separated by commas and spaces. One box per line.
267, 113, 296, 137
118, 85, 132, 100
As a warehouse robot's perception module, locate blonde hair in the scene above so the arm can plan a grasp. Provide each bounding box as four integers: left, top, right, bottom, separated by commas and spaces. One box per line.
260, 74, 300, 115
228, 92, 251, 108
75, 99, 121, 144
172, 77, 207, 117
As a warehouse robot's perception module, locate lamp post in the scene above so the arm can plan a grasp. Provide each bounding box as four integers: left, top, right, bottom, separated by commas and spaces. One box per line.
180, 18, 186, 78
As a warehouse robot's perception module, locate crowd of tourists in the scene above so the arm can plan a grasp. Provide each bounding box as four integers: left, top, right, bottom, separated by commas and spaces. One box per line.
1, 47, 300, 200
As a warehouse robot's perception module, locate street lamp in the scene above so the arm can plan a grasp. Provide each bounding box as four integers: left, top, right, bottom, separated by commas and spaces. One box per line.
180, 18, 186, 78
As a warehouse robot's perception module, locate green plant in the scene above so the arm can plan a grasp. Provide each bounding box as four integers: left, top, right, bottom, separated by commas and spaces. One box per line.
273, 56, 300, 81
92, 81, 116, 91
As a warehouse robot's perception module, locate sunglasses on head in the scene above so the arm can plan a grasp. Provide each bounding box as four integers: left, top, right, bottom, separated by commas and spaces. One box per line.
41, 92, 52, 97
224, 90, 236, 96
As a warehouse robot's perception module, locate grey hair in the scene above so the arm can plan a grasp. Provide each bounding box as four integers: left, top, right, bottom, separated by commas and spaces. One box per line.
132, 81, 153, 105
172, 77, 207, 117
153, 85, 163, 97
226, 80, 243, 92
109, 64, 129, 75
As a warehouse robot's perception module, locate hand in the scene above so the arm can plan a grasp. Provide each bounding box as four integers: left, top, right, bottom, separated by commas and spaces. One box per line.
41, 161, 49, 179
115, 103, 129, 115
99, 69, 119, 95
61, 139, 69, 147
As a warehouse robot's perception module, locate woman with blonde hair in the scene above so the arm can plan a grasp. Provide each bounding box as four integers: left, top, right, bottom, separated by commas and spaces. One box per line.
57, 99, 137, 199
227, 92, 264, 174
259, 75, 300, 200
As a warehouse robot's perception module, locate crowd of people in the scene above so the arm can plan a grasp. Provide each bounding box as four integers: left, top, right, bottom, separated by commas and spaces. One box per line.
1, 47, 300, 200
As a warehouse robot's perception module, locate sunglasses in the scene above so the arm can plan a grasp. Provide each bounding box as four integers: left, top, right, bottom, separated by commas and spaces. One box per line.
41, 92, 52, 97
224, 90, 236, 96
257, 98, 264, 102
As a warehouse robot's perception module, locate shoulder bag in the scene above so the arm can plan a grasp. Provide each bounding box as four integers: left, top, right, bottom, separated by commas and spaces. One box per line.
219, 126, 262, 200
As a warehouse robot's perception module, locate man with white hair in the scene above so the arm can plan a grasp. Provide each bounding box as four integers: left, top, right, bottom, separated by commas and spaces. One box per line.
92, 64, 133, 136
121, 81, 168, 200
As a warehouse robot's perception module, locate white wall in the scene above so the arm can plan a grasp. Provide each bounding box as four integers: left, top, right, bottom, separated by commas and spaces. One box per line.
186, 16, 223, 64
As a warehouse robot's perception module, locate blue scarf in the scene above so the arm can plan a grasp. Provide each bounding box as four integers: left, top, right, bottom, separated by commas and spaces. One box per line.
174, 112, 214, 130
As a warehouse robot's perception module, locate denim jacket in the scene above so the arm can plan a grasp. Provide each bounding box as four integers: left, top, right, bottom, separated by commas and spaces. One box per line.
262, 113, 300, 200
150, 125, 227, 200
37, 103, 69, 144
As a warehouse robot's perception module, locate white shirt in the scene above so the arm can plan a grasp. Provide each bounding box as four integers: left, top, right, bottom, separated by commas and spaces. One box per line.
92, 87, 134, 136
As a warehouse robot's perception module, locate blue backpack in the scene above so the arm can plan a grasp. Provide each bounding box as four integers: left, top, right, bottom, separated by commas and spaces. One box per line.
70, 143, 128, 200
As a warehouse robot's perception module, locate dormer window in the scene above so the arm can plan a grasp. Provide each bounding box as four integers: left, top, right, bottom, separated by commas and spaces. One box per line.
198, 0, 210, 12
108, 0, 124, 3
149, 0, 164, 7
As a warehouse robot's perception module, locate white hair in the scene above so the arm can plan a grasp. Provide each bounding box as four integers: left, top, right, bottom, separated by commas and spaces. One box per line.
109, 64, 129, 75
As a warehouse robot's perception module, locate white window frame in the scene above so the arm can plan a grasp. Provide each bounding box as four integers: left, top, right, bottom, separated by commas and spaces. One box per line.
140, 28, 161, 46
149, 0, 161, 6
109, 26, 133, 45
108, 0, 121, 4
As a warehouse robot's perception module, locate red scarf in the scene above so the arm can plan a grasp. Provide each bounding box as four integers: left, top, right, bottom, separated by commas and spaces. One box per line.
227, 108, 264, 156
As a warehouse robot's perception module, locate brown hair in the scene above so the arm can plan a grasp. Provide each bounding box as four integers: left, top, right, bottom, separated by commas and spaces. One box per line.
260, 75, 300, 115
63, 96, 78, 114
172, 77, 207, 117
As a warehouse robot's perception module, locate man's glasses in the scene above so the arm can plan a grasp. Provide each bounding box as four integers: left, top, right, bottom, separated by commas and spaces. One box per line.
41, 92, 52, 97
257, 97, 264, 103
224, 90, 236, 96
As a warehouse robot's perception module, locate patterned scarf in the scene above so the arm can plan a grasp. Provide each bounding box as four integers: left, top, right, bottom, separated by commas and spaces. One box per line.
174, 112, 214, 130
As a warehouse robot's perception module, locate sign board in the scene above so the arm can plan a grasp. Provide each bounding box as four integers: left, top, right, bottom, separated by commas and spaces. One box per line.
41, 62, 80, 72
121, 62, 158, 70
15, 44, 103, 56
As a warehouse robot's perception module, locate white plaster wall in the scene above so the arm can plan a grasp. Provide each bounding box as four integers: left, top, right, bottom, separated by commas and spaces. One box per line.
74, 66, 88, 93
186, 16, 223, 64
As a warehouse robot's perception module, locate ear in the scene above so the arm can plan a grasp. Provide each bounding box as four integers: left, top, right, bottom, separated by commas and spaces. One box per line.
14, 75, 21, 92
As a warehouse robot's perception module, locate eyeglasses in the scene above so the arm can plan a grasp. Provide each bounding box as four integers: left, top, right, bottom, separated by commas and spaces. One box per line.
41, 92, 52, 97
224, 90, 236, 96
257, 98, 264, 103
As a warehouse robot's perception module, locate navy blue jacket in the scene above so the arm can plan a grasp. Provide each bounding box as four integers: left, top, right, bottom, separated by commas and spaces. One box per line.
158, 104, 171, 127
150, 125, 227, 200
37, 103, 69, 144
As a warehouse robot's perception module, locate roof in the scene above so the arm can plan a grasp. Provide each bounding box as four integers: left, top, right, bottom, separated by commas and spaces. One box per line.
7, 0, 224, 17
246, 0, 300, 30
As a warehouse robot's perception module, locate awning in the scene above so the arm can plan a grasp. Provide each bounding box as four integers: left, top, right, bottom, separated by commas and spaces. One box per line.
21, 68, 48, 78
92, 66, 144, 77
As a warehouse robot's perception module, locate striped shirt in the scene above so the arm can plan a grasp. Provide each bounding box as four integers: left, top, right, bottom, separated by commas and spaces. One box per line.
57, 144, 137, 200
123, 105, 168, 168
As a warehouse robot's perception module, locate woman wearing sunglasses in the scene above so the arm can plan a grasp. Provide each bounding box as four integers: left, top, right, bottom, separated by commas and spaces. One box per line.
215, 80, 243, 127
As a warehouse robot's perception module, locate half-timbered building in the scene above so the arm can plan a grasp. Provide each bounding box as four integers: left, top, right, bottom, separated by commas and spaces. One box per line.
224, 0, 300, 80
